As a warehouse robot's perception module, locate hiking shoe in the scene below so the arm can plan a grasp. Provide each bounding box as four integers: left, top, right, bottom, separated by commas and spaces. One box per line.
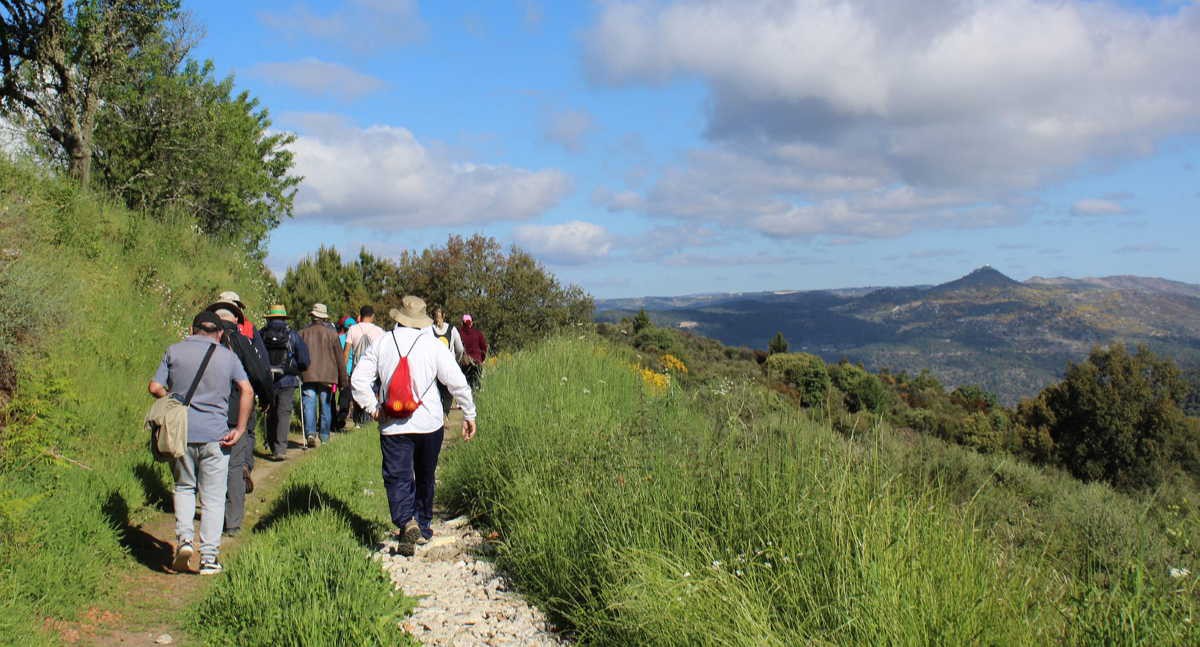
199, 559, 224, 576
173, 540, 195, 572
270, 452, 287, 462
242, 466, 255, 494
306, 436, 318, 448
402, 519, 422, 544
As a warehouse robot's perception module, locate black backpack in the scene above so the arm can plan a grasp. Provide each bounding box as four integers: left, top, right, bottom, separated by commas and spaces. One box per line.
262, 326, 294, 375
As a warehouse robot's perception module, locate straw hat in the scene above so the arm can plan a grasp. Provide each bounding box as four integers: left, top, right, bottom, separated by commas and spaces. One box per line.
264, 304, 289, 319
311, 303, 330, 319
390, 295, 433, 328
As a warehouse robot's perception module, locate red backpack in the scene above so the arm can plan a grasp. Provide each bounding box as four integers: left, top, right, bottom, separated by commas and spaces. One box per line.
383, 333, 434, 418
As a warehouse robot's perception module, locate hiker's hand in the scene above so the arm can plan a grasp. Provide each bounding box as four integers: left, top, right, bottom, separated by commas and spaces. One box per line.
371, 408, 381, 421
220, 427, 245, 447
462, 419, 477, 441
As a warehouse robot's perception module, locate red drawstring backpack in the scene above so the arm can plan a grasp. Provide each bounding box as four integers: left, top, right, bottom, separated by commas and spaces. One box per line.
383, 333, 434, 418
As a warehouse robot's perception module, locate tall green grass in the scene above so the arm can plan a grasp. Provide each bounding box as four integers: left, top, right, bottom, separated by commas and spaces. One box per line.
445, 337, 1094, 644
0, 158, 275, 643
189, 428, 415, 646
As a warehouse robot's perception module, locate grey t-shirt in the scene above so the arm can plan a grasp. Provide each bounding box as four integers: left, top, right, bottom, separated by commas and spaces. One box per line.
152, 336, 249, 443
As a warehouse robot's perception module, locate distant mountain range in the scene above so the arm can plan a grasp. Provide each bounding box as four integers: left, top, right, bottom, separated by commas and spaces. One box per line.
596, 267, 1200, 404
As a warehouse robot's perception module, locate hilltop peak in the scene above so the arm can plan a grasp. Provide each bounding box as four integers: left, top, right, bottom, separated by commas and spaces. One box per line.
933, 266, 1021, 293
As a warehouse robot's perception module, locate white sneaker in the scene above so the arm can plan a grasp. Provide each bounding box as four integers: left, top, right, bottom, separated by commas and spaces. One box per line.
173, 540, 194, 572
199, 559, 224, 576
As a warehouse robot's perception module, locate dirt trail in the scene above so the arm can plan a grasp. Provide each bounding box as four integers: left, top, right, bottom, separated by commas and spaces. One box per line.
58, 432, 324, 646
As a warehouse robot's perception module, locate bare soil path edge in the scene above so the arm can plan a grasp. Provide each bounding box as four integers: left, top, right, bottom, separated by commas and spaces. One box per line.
55, 431, 327, 646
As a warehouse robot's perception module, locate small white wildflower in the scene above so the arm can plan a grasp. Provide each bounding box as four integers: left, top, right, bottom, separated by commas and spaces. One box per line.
764, 562, 772, 568
682, 571, 691, 578
561, 376, 568, 383
582, 388, 591, 395
1169, 567, 1191, 579
711, 560, 722, 568
735, 569, 744, 577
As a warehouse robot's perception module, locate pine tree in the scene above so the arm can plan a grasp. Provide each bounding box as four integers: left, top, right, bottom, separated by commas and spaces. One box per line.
768, 331, 789, 355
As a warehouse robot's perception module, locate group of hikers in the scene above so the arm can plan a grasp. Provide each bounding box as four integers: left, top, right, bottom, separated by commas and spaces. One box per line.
147, 291, 489, 575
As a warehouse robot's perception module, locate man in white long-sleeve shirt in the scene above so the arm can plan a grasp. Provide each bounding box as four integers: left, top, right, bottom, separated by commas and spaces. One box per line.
351, 295, 477, 545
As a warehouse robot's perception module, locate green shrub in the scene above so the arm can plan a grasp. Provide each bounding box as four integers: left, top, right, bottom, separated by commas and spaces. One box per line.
766, 352, 830, 407
828, 361, 891, 413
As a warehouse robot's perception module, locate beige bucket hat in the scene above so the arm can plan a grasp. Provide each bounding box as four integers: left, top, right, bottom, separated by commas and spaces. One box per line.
311, 303, 330, 319
390, 295, 433, 328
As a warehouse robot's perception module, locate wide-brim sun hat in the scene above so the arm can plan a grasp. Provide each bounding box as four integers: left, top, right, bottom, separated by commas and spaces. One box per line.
264, 304, 289, 318
390, 295, 433, 328
218, 290, 245, 309
206, 300, 245, 324
311, 303, 330, 319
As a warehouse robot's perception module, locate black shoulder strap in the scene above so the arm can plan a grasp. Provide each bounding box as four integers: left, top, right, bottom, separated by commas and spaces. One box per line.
183, 344, 217, 406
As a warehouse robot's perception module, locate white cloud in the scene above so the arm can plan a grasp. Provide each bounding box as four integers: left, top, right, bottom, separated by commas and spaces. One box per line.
591, 186, 645, 212
584, 0, 1200, 237
544, 108, 595, 152
1070, 198, 1129, 216
259, 0, 425, 53
245, 59, 386, 100
287, 114, 572, 228
513, 220, 613, 264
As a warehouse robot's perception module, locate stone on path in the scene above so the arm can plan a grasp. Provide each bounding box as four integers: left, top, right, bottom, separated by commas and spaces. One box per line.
375, 515, 566, 646
154, 634, 174, 645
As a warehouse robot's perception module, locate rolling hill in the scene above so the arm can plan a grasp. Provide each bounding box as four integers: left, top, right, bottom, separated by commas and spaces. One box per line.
596, 267, 1200, 404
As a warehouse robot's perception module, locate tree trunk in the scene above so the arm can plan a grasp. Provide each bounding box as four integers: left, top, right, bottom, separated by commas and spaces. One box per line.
66, 135, 92, 187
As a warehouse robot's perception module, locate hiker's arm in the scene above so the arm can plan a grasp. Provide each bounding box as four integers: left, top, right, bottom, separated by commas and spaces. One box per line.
451, 328, 465, 363
351, 341, 380, 415
149, 352, 170, 397
480, 333, 488, 362
221, 379, 253, 447
293, 333, 310, 372
438, 344, 476, 423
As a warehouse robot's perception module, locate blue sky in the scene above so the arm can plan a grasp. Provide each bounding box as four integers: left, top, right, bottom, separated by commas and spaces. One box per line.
187, 0, 1200, 298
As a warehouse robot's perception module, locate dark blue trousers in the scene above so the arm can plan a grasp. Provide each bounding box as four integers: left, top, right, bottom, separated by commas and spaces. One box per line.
380, 429, 443, 537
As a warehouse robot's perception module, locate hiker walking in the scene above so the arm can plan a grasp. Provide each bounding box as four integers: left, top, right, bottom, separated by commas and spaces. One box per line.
345, 305, 385, 424
352, 296, 477, 547
260, 305, 309, 460
335, 315, 357, 431
208, 303, 273, 538
298, 303, 348, 448
147, 311, 252, 575
459, 313, 488, 391
427, 306, 464, 414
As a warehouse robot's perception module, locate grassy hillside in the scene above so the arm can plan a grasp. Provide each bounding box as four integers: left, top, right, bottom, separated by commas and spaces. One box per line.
0, 159, 274, 644
442, 335, 1199, 645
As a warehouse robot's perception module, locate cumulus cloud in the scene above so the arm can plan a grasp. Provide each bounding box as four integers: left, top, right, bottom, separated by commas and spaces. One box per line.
544, 108, 595, 152
287, 114, 572, 228
584, 0, 1200, 237
513, 220, 613, 264
1070, 197, 1129, 216
591, 186, 645, 212
245, 59, 386, 100
260, 0, 425, 53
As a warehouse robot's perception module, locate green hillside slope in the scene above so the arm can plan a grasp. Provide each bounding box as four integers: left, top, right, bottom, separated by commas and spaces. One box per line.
0, 160, 272, 644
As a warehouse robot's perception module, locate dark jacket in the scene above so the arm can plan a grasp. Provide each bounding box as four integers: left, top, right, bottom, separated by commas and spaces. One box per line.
299, 320, 348, 387
219, 320, 273, 427
261, 319, 310, 389
460, 325, 488, 365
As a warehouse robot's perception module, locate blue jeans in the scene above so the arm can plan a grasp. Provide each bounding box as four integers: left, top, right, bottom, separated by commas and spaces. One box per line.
301, 383, 332, 441
381, 429, 444, 537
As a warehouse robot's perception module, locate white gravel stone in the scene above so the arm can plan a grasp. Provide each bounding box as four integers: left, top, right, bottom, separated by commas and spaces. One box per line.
376, 514, 568, 646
